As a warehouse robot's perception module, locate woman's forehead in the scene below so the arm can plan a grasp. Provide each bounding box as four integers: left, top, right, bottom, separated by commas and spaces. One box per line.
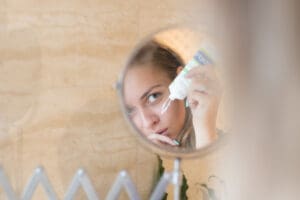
123, 66, 170, 102
125, 64, 170, 84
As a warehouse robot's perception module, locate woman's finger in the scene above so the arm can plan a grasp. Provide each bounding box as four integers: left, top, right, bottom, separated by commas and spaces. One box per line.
187, 91, 210, 110
187, 67, 221, 92
189, 78, 221, 97
185, 65, 216, 80
147, 134, 178, 146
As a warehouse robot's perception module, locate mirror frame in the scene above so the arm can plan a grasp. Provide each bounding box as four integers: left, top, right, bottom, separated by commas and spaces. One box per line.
116, 25, 226, 159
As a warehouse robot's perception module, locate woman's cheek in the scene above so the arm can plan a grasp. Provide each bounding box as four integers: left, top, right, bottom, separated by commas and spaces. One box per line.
149, 103, 162, 116
132, 115, 143, 133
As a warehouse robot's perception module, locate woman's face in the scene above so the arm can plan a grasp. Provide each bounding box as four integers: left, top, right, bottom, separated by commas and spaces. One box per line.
123, 65, 186, 141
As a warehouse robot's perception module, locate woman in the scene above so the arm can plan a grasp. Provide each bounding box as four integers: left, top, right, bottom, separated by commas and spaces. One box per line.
123, 40, 221, 149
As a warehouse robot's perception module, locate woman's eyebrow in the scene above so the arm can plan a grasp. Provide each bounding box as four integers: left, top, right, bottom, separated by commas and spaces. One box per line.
140, 84, 163, 100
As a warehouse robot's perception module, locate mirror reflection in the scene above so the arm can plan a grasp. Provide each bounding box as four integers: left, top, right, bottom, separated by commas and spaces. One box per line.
121, 27, 223, 153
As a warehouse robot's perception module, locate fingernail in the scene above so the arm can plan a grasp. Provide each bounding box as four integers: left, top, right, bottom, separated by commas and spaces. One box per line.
173, 139, 180, 146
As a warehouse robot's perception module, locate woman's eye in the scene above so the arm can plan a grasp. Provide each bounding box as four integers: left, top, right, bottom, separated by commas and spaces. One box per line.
147, 93, 161, 104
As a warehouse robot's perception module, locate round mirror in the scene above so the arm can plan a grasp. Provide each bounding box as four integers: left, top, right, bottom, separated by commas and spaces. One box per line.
118, 26, 226, 158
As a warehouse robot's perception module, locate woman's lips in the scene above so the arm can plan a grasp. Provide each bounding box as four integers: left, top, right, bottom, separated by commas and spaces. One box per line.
156, 128, 168, 136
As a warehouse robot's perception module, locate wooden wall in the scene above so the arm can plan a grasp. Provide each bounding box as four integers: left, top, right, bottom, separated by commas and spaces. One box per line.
0, 0, 225, 199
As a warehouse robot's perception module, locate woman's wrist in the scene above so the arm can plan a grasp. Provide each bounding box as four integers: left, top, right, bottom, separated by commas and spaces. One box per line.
193, 119, 218, 148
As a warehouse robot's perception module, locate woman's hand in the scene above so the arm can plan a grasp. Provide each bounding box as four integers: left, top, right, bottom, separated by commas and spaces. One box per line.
186, 65, 222, 148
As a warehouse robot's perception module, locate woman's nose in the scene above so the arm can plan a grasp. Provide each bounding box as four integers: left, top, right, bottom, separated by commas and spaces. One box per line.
139, 109, 159, 129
